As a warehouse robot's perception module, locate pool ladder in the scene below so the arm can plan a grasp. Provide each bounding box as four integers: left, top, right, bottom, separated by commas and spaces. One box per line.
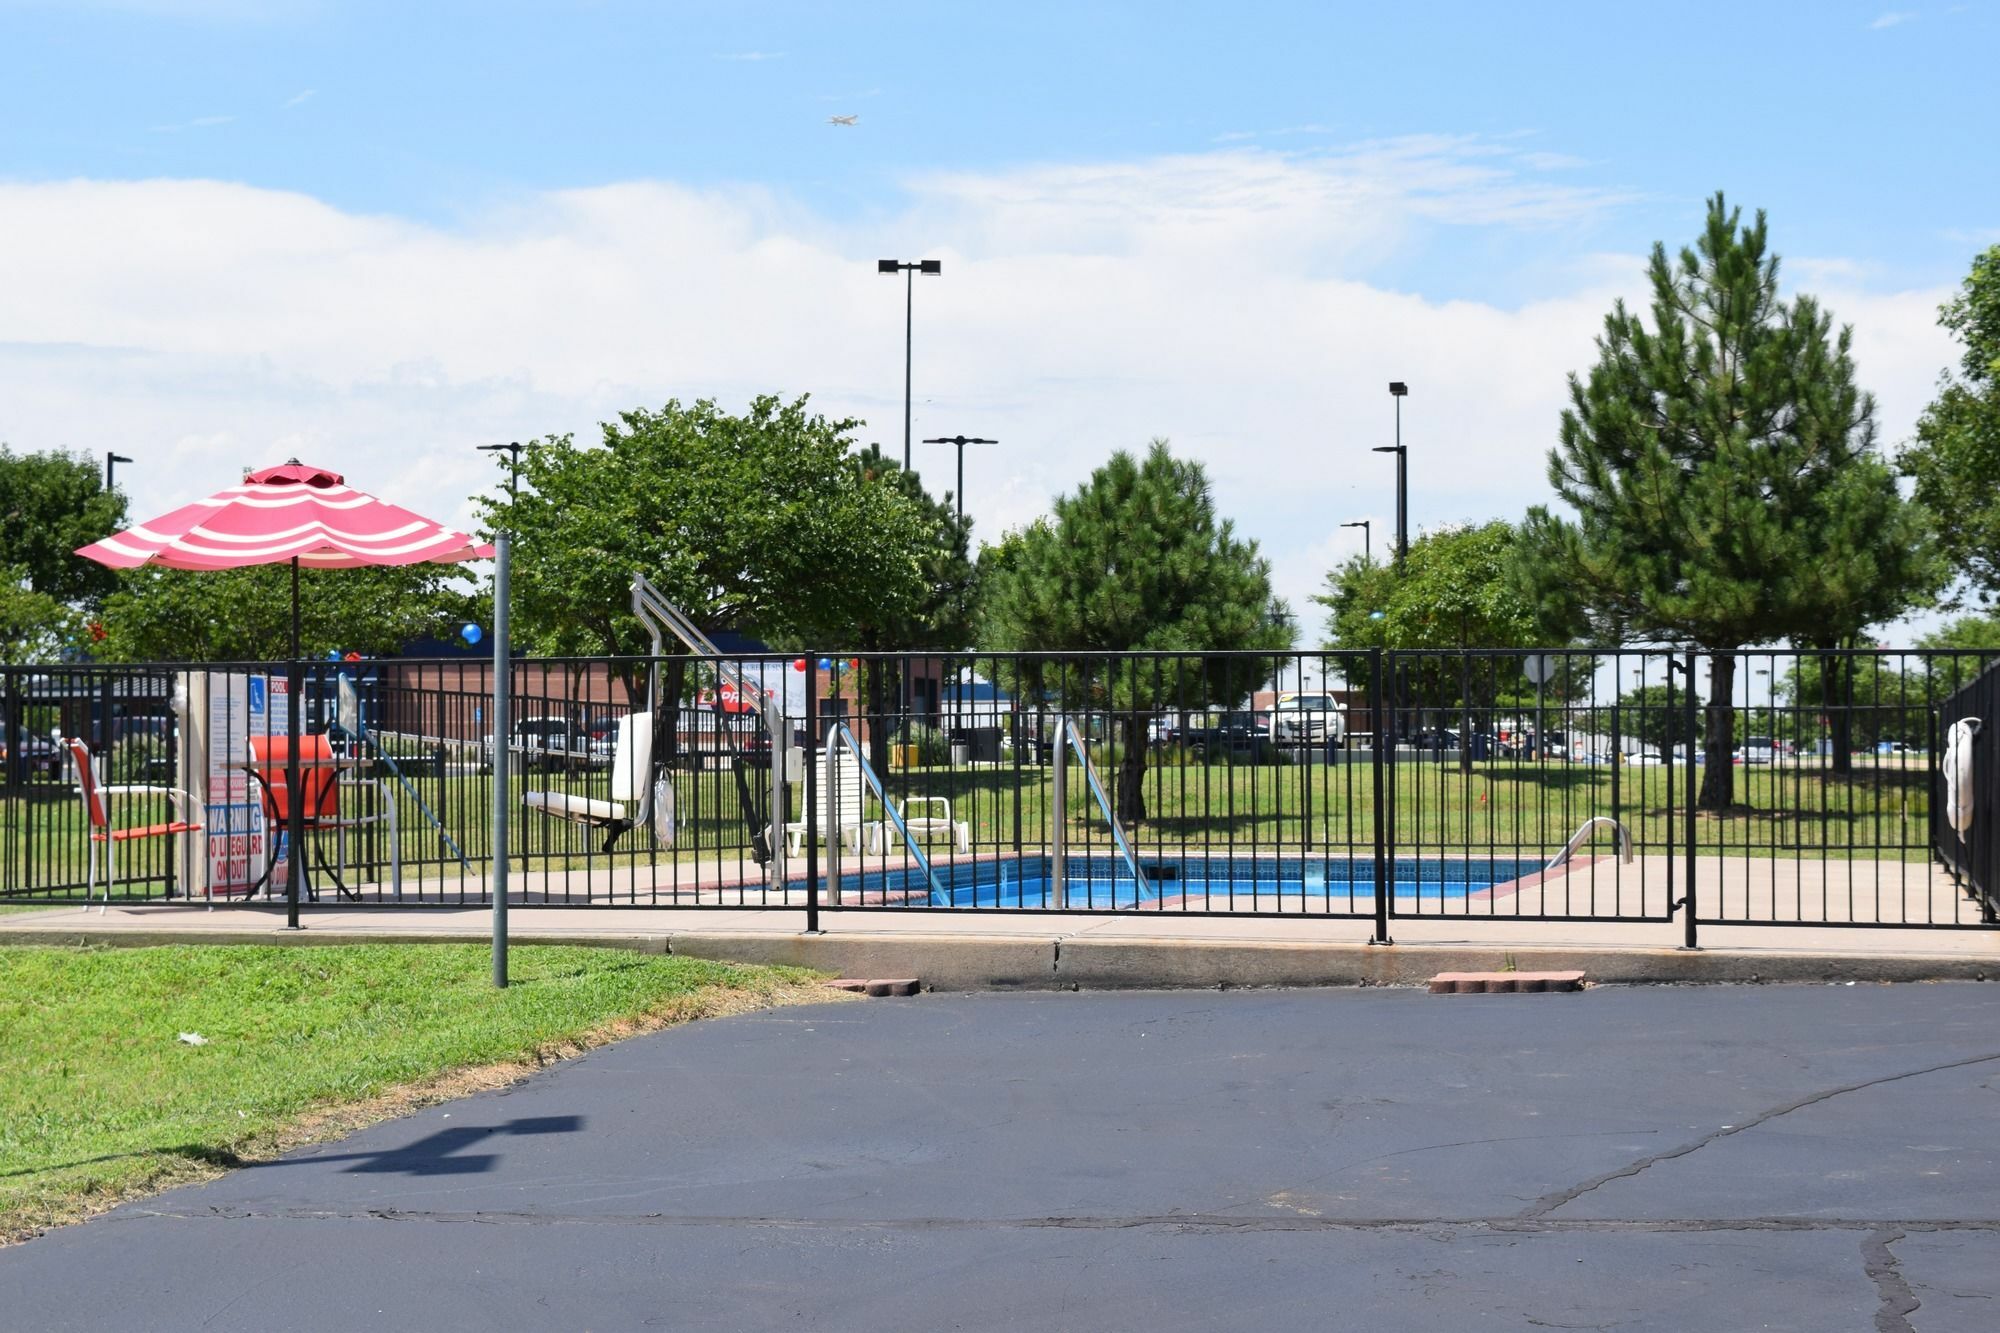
1049, 717, 1148, 908
1545, 817, 1634, 873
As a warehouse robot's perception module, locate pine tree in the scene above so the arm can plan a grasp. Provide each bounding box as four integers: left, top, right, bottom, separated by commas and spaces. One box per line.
979, 442, 1288, 824
1520, 194, 1929, 808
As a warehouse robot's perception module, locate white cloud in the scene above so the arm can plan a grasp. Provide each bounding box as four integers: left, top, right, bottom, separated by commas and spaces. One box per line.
283, 89, 315, 108
1870, 10, 1917, 28
0, 141, 1958, 634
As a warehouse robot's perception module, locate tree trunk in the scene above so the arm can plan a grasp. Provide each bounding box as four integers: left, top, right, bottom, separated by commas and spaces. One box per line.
864, 659, 897, 778
1115, 713, 1149, 827
657, 657, 687, 767
1457, 651, 1474, 777
1821, 649, 1854, 775
1697, 651, 1736, 811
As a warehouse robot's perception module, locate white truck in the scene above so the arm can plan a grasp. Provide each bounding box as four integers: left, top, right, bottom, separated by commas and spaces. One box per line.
1271, 692, 1348, 749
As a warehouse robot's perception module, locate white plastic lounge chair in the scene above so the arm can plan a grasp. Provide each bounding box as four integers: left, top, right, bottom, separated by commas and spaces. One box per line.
867, 796, 970, 855
523, 712, 673, 852
784, 745, 868, 855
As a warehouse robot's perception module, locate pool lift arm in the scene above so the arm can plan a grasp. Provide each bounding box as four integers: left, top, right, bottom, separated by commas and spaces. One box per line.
630, 573, 787, 880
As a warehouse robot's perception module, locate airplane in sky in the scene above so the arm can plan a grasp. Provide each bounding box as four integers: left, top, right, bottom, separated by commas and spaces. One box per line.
827, 114, 858, 126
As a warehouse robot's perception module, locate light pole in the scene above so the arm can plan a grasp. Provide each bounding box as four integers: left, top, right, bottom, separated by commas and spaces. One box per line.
1371, 381, 1409, 564
1340, 519, 1371, 564
477, 440, 530, 503
878, 259, 944, 471
105, 452, 134, 493
475, 440, 530, 990
921, 434, 997, 524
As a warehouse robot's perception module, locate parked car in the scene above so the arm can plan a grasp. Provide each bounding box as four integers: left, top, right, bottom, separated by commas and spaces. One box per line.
1272, 693, 1346, 749
1, 727, 62, 780
1184, 710, 1285, 761
1624, 749, 1666, 766
483, 715, 613, 773
1735, 735, 1777, 765
1407, 728, 1460, 753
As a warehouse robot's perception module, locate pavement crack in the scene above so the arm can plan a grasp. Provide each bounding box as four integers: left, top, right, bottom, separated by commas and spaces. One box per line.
1862, 1227, 1920, 1333
1520, 1050, 2000, 1219
127, 1205, 2000, 1238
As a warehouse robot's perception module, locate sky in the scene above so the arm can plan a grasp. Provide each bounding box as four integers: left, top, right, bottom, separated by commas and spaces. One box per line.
2, 0, 1996, 638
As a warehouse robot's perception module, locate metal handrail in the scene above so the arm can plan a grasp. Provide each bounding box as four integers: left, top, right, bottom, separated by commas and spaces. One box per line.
826, 721, 947, 905
1050, 718, 1148, 908
1545, 816, 1634, 872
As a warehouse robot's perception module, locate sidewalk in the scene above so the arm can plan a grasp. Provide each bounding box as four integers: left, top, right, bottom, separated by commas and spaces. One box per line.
4, 898, 1997, 988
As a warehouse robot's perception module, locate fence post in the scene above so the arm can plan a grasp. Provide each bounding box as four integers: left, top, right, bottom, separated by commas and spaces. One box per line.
1681, 649, 1700, 951
1051, 719, 1069, 910
1369, 648, 1392, 946
803, 659, 820, 934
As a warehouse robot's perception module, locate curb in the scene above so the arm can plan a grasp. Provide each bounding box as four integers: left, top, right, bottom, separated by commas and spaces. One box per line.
1, 924, 1994, 989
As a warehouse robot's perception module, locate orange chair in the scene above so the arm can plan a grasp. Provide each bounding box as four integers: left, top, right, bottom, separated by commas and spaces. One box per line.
246, 733, 361, 900
65, 738, 204, 912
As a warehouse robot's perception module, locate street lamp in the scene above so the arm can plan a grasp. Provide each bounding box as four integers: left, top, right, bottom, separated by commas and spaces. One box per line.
1340, 519, 1371, 564
105, 452, 134, 492
1371, 381, 1409, 564
921, 434, 997, 524
879, 258, 944, 471
477, 441, 532, 502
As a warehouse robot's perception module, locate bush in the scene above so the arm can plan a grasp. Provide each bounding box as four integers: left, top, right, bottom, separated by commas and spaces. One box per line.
899, 724, 951, 767
106, 735, 174, 784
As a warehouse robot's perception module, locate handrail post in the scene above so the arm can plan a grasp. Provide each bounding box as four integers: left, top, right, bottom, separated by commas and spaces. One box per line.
1369, 648, 1392, 946
1051, 718, 1068, 909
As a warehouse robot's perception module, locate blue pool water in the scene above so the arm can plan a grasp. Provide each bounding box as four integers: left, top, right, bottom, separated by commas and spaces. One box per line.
804, 855, 1541, 910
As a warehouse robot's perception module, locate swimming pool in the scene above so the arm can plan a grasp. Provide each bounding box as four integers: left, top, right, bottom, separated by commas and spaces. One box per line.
805, 854, 1543, 910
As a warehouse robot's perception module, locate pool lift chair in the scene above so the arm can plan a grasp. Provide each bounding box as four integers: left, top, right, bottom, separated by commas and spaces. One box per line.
625, 573, 787, 877
520, 710, 670, 853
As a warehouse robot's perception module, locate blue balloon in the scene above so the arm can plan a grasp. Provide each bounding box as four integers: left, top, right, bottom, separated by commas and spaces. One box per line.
817, 657, 833, 670
461, 623, 484, 645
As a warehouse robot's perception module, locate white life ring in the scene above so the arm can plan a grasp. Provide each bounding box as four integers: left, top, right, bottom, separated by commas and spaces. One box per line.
1942, 717, 1981, 840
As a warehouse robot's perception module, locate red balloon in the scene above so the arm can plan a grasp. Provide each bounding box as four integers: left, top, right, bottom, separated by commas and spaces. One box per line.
791, 658, 806, 672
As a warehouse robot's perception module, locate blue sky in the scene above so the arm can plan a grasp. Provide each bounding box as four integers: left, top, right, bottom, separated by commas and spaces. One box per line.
8, 1, 1993, 291
2, 0, 1995, 626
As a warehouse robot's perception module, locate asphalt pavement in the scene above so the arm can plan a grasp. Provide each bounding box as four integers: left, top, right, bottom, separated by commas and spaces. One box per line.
4, 984, 1999, 1331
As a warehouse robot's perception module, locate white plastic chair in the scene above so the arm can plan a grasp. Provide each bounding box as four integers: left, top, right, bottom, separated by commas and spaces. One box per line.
784, 746, 868, 855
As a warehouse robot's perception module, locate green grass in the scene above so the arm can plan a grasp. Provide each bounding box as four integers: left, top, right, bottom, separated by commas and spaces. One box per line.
897, 754, 1936, 861
0, 943, 827, 1239
2, 750, 1938, 898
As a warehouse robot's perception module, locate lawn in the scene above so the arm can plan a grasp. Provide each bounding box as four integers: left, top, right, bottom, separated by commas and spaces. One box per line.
0, 943, 828, 1241
2, 749, 1938, 899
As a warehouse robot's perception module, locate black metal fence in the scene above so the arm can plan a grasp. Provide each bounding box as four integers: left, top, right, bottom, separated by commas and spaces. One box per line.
6, 647, 1999, 941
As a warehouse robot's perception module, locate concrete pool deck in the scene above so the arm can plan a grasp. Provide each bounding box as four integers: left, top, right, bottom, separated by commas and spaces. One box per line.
4, 878, 1997, 988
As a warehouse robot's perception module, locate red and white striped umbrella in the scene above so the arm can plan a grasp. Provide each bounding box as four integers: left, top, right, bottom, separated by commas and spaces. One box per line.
77, 459, 492, 571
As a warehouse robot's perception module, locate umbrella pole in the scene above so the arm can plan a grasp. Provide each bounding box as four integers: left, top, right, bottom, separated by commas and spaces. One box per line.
286, 556, 303, 930
491, 533, 510, 987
